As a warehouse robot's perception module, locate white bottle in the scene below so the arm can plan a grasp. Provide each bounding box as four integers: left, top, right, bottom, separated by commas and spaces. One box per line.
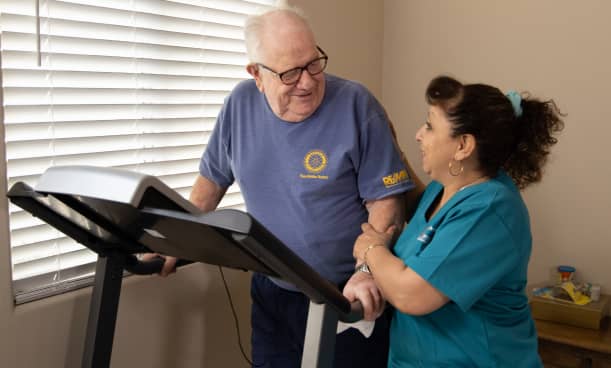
590, 285, 601, 302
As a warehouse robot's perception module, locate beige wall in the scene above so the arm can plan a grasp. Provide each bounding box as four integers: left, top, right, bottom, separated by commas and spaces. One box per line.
382, 0, 611, 295
297, 0, 384, 97
0, 1, 383, 367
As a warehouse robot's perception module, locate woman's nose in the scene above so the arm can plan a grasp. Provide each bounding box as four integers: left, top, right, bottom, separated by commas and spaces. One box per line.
415, 126, 423, 142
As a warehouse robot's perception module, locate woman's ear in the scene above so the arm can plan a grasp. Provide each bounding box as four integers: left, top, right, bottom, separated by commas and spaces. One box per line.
455, 134, 476, 161
246, 63, 264, 92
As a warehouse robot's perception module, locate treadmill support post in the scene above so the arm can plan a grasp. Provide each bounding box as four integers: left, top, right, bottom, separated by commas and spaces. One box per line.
82, 253, 125, 368
301, 301, 339, 368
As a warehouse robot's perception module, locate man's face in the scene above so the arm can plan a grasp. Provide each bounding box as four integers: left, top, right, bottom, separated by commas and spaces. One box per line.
248, 32, 326, 123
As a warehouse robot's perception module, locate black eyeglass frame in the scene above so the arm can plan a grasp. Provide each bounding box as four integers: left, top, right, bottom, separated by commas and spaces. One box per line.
256, 46, 328, 85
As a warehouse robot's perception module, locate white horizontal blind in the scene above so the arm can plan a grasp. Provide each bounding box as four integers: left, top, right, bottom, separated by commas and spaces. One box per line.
1, 0, 273, 304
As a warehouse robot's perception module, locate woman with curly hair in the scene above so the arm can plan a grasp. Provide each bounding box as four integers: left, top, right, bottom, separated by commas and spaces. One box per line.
349, 75, 564, 367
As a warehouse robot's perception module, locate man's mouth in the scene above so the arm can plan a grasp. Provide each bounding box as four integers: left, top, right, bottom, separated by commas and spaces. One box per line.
294, 92, 312, 98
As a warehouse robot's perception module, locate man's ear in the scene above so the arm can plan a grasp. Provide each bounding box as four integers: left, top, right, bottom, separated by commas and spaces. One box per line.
455, 134, 476, 161
246, 63, 264, 92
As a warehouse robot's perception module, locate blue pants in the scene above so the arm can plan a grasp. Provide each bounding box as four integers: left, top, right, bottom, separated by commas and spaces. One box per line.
250, 273, 390, 368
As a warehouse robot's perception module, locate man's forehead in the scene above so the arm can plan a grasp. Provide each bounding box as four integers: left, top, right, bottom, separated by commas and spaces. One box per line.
261, 41, 319, 70
259, 15, 317, 65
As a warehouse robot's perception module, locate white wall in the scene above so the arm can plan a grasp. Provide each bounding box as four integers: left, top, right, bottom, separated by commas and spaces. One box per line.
382, 0, 611, 295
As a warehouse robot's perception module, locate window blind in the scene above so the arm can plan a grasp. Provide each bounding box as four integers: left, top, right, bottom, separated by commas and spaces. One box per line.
1, 0, 273, 304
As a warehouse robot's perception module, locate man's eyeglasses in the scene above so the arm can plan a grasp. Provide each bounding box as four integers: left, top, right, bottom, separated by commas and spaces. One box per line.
257, 46, 328, 85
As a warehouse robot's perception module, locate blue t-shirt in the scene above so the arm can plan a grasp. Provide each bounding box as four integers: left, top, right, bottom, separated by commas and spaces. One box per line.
200, 74, 414, 286
389, 172, 541, 367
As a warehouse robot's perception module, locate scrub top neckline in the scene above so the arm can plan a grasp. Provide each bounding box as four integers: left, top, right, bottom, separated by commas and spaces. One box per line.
421, 180, 490, 224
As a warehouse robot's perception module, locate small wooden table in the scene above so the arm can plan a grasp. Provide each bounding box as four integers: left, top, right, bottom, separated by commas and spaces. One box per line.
535, 317, 611, 367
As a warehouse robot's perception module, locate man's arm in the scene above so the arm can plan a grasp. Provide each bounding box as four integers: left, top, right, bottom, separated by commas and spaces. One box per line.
386, 113, 426, 220
342, 194, 405, 320
342, 110, 425, 318
189, 174, 227, 212
365, 194, 405, 237
402, 159, 425, 221
157, 174, 227, 276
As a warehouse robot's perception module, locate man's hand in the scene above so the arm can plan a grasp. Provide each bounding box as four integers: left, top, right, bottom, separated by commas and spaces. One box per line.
139, 253, 178, 277
342, 271, 385, 321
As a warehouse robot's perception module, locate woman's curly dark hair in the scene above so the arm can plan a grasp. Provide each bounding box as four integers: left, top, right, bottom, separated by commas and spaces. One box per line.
426, 76, 565, 189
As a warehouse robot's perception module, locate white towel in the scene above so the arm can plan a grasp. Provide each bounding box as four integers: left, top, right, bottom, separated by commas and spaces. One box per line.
336, 319, 375, 338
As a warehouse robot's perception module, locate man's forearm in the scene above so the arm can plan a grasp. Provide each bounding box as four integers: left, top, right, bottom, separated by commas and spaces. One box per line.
189, 174, 226, 212
365, 194, 405, 239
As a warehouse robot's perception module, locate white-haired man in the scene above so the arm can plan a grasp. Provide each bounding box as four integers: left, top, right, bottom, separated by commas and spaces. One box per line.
162, 4, 422, 367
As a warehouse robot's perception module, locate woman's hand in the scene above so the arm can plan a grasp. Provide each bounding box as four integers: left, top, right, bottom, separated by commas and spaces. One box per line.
353, 223, 395, 264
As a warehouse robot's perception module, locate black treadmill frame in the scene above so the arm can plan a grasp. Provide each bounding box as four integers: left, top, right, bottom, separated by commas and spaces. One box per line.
7, 166, 362, 368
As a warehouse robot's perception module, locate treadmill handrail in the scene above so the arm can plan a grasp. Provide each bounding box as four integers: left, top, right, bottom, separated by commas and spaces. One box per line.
139, 207, 361, 321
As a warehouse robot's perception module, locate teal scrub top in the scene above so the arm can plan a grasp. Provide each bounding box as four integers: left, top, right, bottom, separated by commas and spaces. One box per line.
389, 172, 541, 367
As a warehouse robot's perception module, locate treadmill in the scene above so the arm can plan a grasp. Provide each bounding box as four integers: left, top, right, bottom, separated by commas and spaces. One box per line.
7, 165, 363, 368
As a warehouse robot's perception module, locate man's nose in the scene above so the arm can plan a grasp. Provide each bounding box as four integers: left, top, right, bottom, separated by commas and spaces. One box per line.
295, 69, 315, 89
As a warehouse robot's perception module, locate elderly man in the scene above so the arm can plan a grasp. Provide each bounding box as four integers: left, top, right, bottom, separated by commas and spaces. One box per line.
162, 4, 422, 368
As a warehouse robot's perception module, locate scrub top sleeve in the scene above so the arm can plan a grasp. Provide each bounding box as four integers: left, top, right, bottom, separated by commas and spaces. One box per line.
405, 205, 520, 312
199, 108, 234, 188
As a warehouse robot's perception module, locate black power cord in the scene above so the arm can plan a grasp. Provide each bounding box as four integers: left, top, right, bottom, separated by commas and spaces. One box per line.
218, 266, 264, 367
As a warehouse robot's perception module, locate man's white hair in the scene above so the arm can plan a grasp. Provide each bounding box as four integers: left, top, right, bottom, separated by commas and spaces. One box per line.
244, 0, 311, 63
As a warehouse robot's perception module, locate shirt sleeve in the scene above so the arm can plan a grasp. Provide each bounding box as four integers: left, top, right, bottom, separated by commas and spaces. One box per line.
356, 94, 414, 200
405, 202, 521, 311
198, 102, 234, 188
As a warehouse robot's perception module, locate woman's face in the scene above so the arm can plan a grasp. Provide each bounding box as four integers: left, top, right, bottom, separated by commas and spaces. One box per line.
415, 105, 461, 182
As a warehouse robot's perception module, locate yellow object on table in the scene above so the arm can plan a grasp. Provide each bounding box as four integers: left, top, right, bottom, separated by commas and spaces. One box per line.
559, 281, 592, 306
532, 281, 591, 306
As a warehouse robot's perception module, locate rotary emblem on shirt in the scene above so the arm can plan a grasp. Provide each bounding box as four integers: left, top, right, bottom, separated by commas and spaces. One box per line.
303, 150, 327, 173
300, 150, 329, 180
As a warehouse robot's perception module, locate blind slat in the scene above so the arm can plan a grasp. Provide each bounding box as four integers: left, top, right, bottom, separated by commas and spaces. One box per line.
7, 147, 205, 179
13, 248, 97, 281
11, 236, 83, 263
4, 104, 223, 123
1, 50, 251, 77
3, 69, 245, 89
2, 31, 248, 64
5, 118, 217, 141
51, 0, 251, 26
6, 133, 210, 161
3, 88, 236, 106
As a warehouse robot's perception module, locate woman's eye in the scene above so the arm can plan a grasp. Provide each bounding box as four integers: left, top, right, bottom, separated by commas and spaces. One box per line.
425, 122, 432, 130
